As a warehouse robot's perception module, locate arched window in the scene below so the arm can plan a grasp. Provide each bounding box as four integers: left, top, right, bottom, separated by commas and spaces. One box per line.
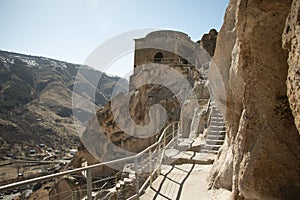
181, 58, 188, 64
154, 52, 163, 63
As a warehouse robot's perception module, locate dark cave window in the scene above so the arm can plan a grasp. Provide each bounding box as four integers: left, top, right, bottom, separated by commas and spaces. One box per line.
154, 52, 163, 63
181, 58, 188, 64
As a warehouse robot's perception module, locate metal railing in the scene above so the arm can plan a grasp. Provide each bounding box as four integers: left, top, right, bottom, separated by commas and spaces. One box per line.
128, 121, 180, 199
206, 97, 212, 113
144, 57, 194, 67
0, 121, 180, 200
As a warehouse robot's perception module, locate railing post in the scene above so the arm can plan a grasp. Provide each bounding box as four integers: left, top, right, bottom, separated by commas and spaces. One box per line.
134, 157, 140, 199
116, 187, 119, 200
163, 131, 166, 148
149, 150, 153, 187
115, 172, 118, 187
86, 169, 92, 200
177, 122, 180, 137
172, 123, 175, 139
158, 144, 161, 175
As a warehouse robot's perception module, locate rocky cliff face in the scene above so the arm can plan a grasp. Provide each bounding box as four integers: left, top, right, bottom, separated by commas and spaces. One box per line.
283, 0, 300, 135
76, 63, 207, 175
209, 0, 300, 199
198, 29, 218, 57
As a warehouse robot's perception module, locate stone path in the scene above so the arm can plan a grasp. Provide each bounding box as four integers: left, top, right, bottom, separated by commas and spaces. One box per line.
140, 164, 231, 200
140, 130, 231, 200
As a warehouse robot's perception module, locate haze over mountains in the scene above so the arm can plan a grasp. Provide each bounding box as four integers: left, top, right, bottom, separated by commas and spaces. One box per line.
0, 50, 127, 157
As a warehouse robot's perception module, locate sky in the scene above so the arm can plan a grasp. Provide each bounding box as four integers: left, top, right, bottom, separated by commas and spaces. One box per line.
0, 0, 229, 77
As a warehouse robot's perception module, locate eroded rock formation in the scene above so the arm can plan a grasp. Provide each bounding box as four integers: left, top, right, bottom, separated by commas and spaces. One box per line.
209, 0, 300, 199
198, 29, 218, 57
75, 63, 206, 176
283, 0, 300, 134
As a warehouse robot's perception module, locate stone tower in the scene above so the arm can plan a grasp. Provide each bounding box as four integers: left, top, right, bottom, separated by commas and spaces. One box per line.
130, 30, 211, 91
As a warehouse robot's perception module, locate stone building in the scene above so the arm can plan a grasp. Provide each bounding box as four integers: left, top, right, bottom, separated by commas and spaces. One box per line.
129, 30, 214, 137
130, 30, 212, 91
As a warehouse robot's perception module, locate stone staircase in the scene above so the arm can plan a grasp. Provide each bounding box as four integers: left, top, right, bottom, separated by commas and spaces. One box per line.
201, 104, 226, 154
114, 171, 135, 191
113, 154, 161, 191
93, 109, 226, 198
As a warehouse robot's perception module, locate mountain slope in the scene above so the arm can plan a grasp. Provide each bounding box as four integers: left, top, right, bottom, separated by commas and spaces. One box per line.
0, 50, 126, 157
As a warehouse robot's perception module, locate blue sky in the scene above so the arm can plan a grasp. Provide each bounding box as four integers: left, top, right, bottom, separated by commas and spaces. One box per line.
0, 0, 228, 77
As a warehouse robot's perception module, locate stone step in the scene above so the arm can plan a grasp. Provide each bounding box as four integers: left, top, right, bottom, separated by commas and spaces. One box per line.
203, 144, 223, 151
124, 177, 133, 184
211, 116, 224, 122
201, 149, 219, 154
128, 173, 136, 180
206, 139, 224, 145
209, 130, 225, 135
212, 109, 223, 117
211, 117, 224, 120
213, 113, 223, 118
207, 134, 225, 140
209, 126, 225, 131
119, 180, 125, 186
210, 121, 225, 126
207, 130, 226, 135
212, 113, 222, 117
210, 121, 224, 125
211, 150, 219, 154
210, 124, 225, 128
123, 164, 134, 173
212, 108, 222, 113
188, 144, 203, 153
212, 108, 221, 112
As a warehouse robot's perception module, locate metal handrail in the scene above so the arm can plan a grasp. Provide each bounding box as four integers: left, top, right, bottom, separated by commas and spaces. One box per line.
0, 121, 180, 200
136, 122, 180, 196
144, 58, 194, 67
205, 97, 212, 113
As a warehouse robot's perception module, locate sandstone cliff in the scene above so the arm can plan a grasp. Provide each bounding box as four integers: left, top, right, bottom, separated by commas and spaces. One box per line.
209, 0, 300, 199
197, 28, 218, 57
76, 63, 207, 175
283, 0, 300, 135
